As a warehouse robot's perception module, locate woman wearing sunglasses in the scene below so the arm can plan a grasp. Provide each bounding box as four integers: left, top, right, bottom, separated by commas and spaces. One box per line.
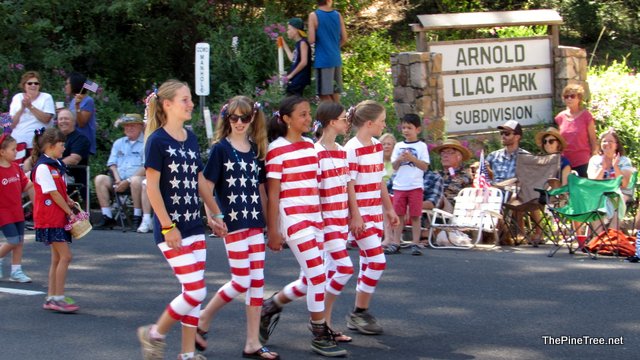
554, 84, 598, 178
535, 127, 571, 186
8, 71, 56, 153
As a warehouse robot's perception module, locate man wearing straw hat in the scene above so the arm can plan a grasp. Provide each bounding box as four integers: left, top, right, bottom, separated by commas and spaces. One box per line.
94, 114, 147, 230
431, 139, 474, 212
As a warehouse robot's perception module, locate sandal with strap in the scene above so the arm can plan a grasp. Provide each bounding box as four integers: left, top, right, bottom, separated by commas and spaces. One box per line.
195, 327, 208, 351
242, 346, 280, 360
329, 327, 353, 343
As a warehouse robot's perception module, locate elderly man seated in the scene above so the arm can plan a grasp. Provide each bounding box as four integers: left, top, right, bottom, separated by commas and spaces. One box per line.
431, 139, 474, 212
94, 114, 147, 230
23, 108, 90, 173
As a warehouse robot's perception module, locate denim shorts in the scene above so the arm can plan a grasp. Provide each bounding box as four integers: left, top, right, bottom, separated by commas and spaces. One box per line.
1, 222, 25, 245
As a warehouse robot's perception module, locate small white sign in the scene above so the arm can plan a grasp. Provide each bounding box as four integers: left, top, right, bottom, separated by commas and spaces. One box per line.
430, 38, 551, 72
444, 98, 552, 133
195, 43, 210, 96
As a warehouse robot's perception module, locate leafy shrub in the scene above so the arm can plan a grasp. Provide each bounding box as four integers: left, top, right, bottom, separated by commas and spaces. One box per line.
588, 60, 640, 168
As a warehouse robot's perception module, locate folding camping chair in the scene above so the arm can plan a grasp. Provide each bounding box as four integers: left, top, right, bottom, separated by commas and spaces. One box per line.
545, 173, 624, 258
427, 187, 503, 249
501, 153, 560, 246
66, 165, 91, 213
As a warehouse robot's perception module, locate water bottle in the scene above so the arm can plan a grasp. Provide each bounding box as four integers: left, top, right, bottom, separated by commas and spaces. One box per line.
636, 230, 640, 258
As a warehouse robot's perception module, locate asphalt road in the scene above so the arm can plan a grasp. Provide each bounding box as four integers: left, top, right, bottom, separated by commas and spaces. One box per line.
1, 229, 639, 360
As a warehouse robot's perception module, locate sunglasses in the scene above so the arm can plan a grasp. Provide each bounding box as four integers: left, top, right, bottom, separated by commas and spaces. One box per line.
26, 81, 40, 86
542, 138, 557, 145
228, 114, 253, 124
563, 94, 577, 99
500, 131, 514, 137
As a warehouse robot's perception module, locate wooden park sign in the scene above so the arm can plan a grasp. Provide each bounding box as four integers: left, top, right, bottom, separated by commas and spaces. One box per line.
411, 10, 563, 135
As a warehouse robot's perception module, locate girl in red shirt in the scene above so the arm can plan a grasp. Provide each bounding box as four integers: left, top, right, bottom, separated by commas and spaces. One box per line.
31, 127, 79, 313
0, 133, 33, 283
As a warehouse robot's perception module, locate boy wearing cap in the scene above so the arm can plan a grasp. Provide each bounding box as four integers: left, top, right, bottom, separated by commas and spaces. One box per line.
94, 114, 147, 230
308, 0, 348, 102
486, 120, 529, 184
281, 18, 312, 96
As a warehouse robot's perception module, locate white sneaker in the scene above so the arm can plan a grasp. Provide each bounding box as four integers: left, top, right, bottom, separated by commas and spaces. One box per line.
137, 221, 152, 233
10, 269, 32, 283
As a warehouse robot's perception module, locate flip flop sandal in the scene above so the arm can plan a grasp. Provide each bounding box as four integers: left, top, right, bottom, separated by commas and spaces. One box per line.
195, 327, 208, 351
242, 346, 280, 360
331, 330, 353, 343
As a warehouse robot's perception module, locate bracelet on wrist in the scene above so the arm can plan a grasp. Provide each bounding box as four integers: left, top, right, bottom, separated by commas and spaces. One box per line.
211, 214, 224, 219
161, 223, 176, 235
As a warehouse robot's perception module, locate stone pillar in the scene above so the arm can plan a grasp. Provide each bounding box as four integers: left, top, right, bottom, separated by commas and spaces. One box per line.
554, 46, 588, 111
391, 51, 444, 142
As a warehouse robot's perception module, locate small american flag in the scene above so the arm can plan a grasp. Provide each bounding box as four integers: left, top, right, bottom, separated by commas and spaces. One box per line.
82, 80, 99, 93
474, 149, 490, 189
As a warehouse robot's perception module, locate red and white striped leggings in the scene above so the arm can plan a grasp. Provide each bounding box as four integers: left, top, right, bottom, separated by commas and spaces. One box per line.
353, 222, 386, 294
282, 232, 327, 313
158, 234, 207, 327
216, 228, 265, 306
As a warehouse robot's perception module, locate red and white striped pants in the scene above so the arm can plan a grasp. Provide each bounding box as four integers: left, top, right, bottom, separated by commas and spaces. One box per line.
282, 232, 327, 313
353, 222, 386, 294
216, 228, 265, 306
323, 231, 354, 296
158, 234, 207, 327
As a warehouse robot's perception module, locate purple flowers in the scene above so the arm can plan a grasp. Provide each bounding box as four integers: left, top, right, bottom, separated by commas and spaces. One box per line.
263, 23, 285, 41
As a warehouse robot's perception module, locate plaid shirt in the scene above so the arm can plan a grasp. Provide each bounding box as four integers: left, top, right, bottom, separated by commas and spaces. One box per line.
486, 148, 529, 184
422, 170, 444, 205
439, 166, 473, 206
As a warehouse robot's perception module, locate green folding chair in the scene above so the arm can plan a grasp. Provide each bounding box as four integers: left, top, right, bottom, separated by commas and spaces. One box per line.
545, 173, 624, 258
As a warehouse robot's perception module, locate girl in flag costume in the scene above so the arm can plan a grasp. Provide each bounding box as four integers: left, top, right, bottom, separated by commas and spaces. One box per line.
137, 80, 224, 360
31, 128, 80, 312
260, 96, 346, 357
343, 100, 399, 335
313, 102, 354, 342
198, 96, 279, 360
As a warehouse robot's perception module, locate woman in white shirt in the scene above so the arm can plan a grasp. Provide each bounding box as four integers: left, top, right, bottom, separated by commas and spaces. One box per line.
9, 71, 55, 151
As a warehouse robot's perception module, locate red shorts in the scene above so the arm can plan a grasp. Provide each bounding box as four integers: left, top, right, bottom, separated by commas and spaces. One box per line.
392, 188, 424, 217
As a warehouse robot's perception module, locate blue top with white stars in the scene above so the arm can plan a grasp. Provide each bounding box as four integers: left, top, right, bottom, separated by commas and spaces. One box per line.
203, 138, 266, 233
145, 128, 205, 244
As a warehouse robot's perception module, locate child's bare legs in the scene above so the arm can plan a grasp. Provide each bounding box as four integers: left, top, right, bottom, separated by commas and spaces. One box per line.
199, 294, 226, 331
324, 292, 337, 327
49, 242, 72, 296
11, 243, 24, 265
409, 216, 421, 244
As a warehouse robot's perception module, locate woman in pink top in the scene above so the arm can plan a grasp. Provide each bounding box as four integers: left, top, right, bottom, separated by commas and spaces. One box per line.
554, 84, 598, 177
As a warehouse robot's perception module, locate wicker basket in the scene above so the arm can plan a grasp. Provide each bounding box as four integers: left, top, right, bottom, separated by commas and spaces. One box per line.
69, 203, 92, 239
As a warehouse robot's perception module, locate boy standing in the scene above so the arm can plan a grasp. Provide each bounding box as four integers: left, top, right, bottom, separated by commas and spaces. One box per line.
281, 18, 312, 96
308, 0, 348, 103
389, 114, 429, 256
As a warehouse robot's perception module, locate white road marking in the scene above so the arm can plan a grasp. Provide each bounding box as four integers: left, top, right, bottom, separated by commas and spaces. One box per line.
0, 287, 46, 296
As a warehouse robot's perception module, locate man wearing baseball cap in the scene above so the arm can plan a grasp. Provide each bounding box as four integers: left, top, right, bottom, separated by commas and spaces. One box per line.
486, 120, 529, 185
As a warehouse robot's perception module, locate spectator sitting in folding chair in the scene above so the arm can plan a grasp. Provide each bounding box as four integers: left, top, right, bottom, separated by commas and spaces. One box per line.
587, 127, 634, 232
94, 114, 147, 230
432, 139, 474, 213
486, 120, 531, 245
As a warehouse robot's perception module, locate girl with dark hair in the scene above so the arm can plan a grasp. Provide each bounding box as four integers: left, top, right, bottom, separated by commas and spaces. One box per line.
260, 96, 347, 357
31, 127, 79, 313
